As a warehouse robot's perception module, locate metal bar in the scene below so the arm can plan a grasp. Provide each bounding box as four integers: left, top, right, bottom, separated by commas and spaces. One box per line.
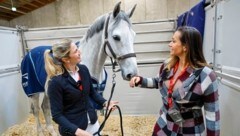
0, 65, 20, 75
134, 40, 170, 44
104, 59, 165, 66
135, 50, 169, 54
27, 25, 89, 31
221, 79, 240, 92
212, 1, 218, 71
133, 19, 176, 25
215, 71, 240, 92
216, 71, 240, 84
26, 20, 175, 32
0, 71, 20, 78
221, 66, 240, 77
25, 35, 84, 41
16, 25, 29, 56
0, 26, 17, 31
25, 30, 172, 42
136, 29, 174, 34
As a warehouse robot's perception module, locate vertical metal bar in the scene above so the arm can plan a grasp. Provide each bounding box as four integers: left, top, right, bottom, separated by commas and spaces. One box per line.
17, 25, 28, 56
213, 0, 218, 71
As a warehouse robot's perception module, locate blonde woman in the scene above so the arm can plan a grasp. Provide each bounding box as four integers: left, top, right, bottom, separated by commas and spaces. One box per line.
44, 39, 118, 136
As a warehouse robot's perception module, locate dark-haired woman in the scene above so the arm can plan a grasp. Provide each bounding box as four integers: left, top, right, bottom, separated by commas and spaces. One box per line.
130, 26, 220, 136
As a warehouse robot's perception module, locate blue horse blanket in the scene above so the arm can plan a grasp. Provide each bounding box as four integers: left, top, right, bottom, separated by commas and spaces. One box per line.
21, 46, 51, 97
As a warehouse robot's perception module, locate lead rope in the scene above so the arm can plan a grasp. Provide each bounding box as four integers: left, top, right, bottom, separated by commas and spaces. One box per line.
93, 66, 124, 136
93, 14, 124, 136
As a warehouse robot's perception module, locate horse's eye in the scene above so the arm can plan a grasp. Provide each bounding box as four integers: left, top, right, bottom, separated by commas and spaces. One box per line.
112, 35, 121, 41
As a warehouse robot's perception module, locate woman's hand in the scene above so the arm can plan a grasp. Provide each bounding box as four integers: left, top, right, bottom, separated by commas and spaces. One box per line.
75, 128, 92, 136
103, 101, 119, 111
129, 76, 140, 88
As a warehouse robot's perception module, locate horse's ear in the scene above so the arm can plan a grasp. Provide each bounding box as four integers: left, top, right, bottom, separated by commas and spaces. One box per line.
127, 4, 137, 18
113, 1, 121, 18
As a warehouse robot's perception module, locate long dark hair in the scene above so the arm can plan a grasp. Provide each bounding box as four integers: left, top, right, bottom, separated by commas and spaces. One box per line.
167, 26, 207, 70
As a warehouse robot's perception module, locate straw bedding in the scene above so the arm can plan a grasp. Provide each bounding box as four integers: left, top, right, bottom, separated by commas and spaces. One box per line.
2, 113, 157, 136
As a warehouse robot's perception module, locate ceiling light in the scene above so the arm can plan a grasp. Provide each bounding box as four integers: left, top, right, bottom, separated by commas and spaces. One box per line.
10, 0, 17, 12
11, 7, 16, 11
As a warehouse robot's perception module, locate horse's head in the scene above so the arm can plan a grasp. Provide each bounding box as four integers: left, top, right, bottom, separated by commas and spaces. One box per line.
104, 2, 138, 81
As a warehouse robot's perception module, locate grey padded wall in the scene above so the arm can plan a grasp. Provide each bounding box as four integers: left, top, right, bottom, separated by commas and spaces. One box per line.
203, 0, 240, 135
0, 27, 29, 134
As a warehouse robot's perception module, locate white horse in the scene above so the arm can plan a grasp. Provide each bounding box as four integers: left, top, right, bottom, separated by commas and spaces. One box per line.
21, 2, 137, 136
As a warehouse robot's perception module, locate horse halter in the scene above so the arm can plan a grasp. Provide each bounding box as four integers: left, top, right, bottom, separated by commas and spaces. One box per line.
103, 14, 136, 64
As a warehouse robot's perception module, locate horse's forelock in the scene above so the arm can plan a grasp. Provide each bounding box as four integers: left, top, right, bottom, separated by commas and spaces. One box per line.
113, 11, 131, 27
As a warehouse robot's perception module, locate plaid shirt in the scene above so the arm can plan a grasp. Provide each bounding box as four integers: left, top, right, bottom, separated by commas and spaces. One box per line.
140, 64, 220, 136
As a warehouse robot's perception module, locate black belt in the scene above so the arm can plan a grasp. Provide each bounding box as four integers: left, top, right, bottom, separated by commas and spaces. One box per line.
166, 109, 203, 124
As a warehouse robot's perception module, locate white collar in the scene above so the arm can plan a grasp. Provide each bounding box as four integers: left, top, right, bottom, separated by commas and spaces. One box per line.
67, 66, 80, 82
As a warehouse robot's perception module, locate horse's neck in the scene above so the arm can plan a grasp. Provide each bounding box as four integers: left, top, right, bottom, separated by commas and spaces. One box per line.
80, 31, 107, 83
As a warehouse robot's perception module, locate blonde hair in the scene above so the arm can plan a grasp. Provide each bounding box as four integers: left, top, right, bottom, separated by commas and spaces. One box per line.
44, 39, 72, 81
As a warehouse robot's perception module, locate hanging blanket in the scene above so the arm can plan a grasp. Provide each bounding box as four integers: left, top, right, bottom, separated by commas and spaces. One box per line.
177, 0, 206, 37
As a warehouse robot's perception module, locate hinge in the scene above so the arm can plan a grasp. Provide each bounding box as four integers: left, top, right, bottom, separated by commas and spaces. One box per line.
215, 64, 222, 72
217, 15, 223, 20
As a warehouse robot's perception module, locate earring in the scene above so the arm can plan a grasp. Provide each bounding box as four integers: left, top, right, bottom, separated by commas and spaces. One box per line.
183, 47, 187, 52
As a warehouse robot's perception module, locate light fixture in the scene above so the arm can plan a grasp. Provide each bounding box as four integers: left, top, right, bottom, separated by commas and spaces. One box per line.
10, 0, 17, 12
11, 7, 16, 11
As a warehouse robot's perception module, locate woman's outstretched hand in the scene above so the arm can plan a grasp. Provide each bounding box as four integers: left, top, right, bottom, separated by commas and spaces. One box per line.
104, 101, 119, 111
129, 76, 140, 88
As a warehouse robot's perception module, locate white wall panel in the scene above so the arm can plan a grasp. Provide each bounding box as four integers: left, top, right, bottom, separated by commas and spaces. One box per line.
203, 0, 240, 135
0, 27, 29, 134
203, 5, 215, 64
104, 64, 162, 115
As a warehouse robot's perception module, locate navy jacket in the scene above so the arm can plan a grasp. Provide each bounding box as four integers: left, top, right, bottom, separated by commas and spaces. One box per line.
47, 64, 106, 136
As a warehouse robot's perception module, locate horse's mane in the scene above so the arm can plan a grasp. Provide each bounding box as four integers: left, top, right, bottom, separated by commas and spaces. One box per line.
85, 11, 131, 41
85, 15, 106, 41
